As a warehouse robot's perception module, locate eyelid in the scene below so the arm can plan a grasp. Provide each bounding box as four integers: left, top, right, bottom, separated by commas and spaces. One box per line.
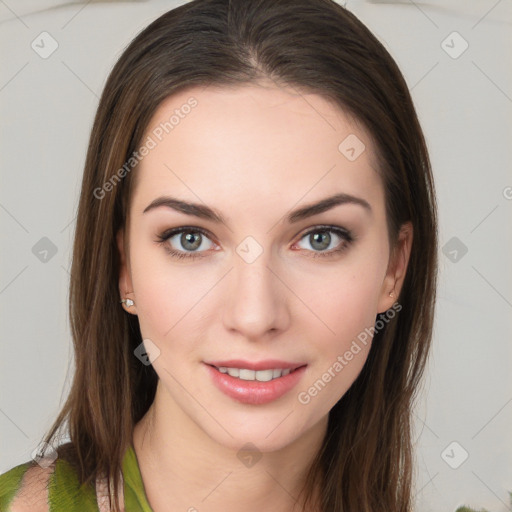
157, 225, 215, 242
297, 224, 352, 239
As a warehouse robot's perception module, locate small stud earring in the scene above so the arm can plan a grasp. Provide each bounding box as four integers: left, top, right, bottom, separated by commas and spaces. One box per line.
120, 298, 134, 307
389, 291, 395, 298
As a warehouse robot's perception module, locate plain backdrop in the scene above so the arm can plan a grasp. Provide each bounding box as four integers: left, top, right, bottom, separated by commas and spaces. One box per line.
1, 1, 511, 511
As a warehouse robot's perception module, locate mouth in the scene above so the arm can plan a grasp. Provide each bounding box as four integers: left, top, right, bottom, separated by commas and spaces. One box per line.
206, 364, 305, 382
204, 360, 308, 405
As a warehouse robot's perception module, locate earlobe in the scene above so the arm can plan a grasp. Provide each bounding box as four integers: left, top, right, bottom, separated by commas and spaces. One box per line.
116, 228, 137, 315
377, 221, 413, 314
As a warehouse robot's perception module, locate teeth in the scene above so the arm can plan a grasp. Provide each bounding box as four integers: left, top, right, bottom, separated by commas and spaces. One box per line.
227, 367, 239, 378
216, 366, 294, 381
238, 369, 255, 380
255, 369, 273, 382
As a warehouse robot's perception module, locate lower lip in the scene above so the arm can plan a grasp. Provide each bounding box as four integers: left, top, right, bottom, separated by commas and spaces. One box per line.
205, 364, 307, 405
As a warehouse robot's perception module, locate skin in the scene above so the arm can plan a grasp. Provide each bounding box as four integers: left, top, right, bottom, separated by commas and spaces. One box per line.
117, 80, 412, 512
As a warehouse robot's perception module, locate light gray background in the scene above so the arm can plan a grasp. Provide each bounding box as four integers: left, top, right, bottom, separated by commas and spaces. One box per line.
1, 1, 511, 511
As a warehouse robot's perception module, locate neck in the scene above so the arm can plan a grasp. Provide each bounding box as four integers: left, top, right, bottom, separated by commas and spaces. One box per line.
133, 381, 326, 512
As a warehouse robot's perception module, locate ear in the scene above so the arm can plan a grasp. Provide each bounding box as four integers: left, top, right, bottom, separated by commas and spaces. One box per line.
116, 228, 138, 315
377, 221, 413, 314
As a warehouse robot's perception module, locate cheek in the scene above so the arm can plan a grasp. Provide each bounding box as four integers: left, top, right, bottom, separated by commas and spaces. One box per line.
294, 254, 386, 346
293, 266, 381, 414
129, 224, 388, 350
128, 245, 203, 341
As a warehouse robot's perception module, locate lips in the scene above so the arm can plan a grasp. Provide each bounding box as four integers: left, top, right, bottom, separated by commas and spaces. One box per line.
205, 359, 305, 371
204, 360, 307, 405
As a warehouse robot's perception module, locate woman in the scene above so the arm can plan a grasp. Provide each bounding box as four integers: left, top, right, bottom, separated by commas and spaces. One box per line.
0, 0, 438, 510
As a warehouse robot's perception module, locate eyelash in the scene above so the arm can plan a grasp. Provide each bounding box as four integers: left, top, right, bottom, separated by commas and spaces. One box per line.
155, 225, 354, 261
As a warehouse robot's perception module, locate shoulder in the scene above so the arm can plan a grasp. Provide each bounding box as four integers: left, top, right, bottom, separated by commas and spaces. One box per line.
0, 456, 99, 512
0, 460, 53, 512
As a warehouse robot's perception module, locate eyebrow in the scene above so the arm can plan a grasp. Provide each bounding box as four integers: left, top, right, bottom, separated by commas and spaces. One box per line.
142, 192, 371, 225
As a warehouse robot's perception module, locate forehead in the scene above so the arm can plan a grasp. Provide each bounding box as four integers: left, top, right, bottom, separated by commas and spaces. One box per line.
131, 82, 384, 220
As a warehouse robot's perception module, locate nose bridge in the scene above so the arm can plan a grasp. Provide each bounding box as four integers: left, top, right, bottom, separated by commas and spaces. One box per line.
223, 239, 289, 338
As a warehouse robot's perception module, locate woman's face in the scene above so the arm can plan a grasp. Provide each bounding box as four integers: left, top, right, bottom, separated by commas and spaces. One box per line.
118, 81, 411, 452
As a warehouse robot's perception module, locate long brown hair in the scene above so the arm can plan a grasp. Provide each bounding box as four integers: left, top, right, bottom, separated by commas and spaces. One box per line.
39, 1, 438, 510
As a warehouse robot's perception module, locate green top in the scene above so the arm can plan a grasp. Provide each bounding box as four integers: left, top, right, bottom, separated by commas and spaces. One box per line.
0, 444, 153, 511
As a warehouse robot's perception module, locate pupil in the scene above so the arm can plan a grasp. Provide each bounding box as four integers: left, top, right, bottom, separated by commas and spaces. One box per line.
182, 232, 201, 251
311, 231, 330, 251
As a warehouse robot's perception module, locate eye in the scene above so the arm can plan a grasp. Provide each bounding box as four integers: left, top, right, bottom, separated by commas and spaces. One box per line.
293, 225, 354, 258
156, 224, 354, 261
155, 227, 217, 260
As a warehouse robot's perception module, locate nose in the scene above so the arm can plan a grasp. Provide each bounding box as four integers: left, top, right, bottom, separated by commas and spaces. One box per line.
222, 250, 290, 341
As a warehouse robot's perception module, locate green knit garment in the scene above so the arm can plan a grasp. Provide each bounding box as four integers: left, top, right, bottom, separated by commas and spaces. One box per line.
0, 444, 153, 511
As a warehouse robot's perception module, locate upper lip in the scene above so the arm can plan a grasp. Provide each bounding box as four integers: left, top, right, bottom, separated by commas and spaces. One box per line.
205, 359, 306, 371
